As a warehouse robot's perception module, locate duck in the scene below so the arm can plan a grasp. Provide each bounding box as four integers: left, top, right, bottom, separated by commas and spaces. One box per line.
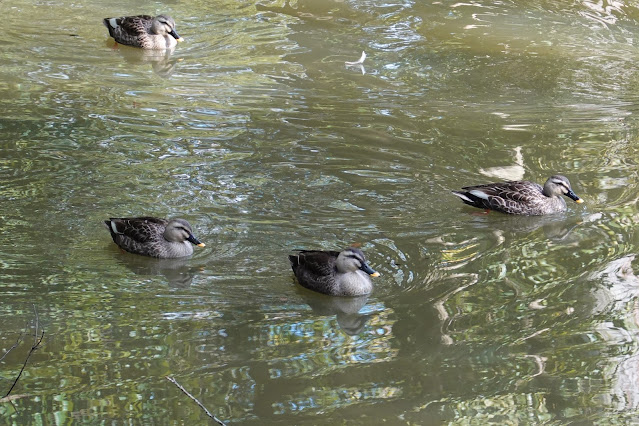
104, 217, 204, 258
452, 175, 584, 215
289, 247, 380, 296
103, 14, 183, 49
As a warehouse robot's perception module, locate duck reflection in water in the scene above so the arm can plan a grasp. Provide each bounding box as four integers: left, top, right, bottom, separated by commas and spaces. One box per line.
296, 288, 372, 336
473, 213, 586, 241
111, 254, 200, 288
105, 40, 182, 78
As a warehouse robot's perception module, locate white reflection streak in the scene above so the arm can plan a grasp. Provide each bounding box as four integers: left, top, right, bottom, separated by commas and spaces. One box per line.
513, 327, 550, 344
432, 273, 479, 345
345, 51, 366, 75
345, 51, 366, 65
524, 354, 547, 377
515, 354, 548, 386
528, 298, 546, 310
479, 146, 525, 181
590, 255, 639, 409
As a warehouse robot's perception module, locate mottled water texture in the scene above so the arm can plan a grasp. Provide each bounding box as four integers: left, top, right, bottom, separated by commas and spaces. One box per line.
2, 0, 639, 423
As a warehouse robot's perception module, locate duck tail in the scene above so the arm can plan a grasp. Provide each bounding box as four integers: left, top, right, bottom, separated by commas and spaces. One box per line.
288, 254, 300, 269
452, 190, 477, 206
103, 18, 118, 38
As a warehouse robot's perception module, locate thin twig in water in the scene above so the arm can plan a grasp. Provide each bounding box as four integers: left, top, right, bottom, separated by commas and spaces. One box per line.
5, 330, 44, 398
0, 325, 27, 363
32, 305, 39, 347
166, 376, 226, 425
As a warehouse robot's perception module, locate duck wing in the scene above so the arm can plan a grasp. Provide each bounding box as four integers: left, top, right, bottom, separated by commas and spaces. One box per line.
105, 217, 167, 244
465, 180, 543, 199
103, 15, 154, 47
117, 15, 154, 36
454, 181, 544, 213
289, 250, 339, 277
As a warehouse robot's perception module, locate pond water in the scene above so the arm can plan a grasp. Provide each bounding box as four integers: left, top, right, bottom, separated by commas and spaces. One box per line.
3, 0, 639, 423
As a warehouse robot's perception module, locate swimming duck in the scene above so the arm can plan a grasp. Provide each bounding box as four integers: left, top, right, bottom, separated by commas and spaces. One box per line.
103, 15, 183, 49
104, 217, 204, 258
452, 175, 584, 215
289, 248, 380, 296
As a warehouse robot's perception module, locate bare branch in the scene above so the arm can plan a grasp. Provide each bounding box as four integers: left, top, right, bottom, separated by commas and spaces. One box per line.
0, 394, 30, 403
0, 330, 26, 364
32, 305, 39, 347
5, 330, 44, 398
165, 376, 226, 425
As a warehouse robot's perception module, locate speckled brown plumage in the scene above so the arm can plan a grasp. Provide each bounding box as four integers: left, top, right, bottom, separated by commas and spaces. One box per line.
452, 175, 583, 215
104, 217, 204, 258
289, 248, 379, 296
103, 15, 182, 49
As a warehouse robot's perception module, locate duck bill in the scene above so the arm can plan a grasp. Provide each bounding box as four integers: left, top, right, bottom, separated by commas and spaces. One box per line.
566, 190, 584, 204
187, 234, 205, 247
170, 30, 184, 42
360, 263, 380, 277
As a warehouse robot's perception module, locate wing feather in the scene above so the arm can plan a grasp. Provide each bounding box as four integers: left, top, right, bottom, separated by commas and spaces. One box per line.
108, 217, 167, 244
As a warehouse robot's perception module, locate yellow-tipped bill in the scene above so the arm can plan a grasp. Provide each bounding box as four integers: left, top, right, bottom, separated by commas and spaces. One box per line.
566, 189, 583, 204
360, 262, 379, 277
197, 242, 206, 247
187, 234, 204, 247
